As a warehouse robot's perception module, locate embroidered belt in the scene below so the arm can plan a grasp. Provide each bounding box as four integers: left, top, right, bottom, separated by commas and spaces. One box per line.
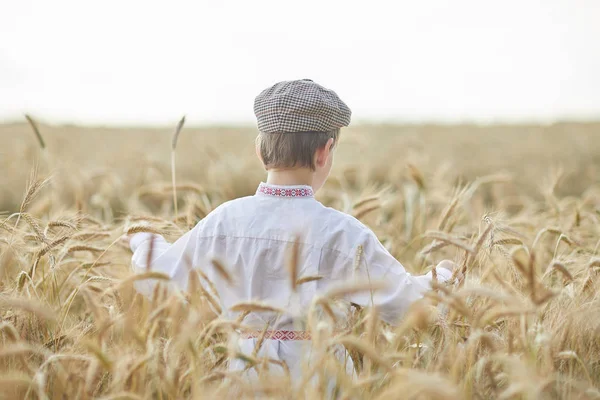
240, 330, 311, 341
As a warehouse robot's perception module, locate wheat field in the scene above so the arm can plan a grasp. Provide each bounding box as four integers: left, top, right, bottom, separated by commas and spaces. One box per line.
1, 121, 600, 399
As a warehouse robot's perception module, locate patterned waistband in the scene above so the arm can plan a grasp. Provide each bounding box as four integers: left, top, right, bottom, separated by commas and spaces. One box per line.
239, 330, 311, 341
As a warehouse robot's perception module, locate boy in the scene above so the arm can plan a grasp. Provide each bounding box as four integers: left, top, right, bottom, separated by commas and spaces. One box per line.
127, 79, 455, 378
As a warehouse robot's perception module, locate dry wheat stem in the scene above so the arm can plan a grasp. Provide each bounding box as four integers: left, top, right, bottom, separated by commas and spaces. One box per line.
210, 259, 234, 286
24, 114, 46, 149
423, 231, 476, 254
2, 124, 600, 398
126, 225, 162, 236
171, 115, 186, 220
352, 195, 380, 210
287, 237, 300, 292
296, 275, 323, 285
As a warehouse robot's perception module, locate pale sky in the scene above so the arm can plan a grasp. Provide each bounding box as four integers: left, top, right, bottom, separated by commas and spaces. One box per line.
1, 0, 599, 125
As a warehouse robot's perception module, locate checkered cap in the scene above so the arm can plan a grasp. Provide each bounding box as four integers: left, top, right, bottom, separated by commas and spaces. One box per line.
254, 79, 351, 133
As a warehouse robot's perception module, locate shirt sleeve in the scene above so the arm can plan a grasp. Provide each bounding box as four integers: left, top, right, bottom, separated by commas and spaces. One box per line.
346, 229, 451, 325
129, 227, 199, 298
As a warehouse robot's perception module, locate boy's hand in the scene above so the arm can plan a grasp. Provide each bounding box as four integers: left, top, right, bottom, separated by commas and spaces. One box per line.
435, 260, 464, 285
436, 260, 456, 272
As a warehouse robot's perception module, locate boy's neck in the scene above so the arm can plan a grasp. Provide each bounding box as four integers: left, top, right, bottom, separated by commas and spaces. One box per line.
266, 168, 314, 187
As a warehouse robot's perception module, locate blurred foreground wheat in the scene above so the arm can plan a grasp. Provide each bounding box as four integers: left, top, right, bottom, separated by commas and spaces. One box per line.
0, 122, 599, 399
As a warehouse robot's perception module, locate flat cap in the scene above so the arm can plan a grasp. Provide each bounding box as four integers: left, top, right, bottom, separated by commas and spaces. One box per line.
254, 79, 351, 133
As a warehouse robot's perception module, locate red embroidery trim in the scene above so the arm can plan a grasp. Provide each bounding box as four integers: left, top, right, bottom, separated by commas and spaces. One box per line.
240, 330, 312, 340
256, 183, 314, 198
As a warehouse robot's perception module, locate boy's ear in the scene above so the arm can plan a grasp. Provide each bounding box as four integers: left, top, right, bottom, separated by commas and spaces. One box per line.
255, 136, 265, 166
315, 138, 334, 168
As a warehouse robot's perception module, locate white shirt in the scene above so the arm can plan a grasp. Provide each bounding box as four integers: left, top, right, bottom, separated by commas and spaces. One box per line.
130, 182, 451, 377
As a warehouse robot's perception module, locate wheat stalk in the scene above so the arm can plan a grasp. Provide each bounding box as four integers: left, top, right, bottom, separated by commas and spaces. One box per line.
22, 213, 48, 244
333, 336, 393, 372
24, 114, 46, 149
125, 225, 163, 235
0, 296, 57, 322
296, 275, 323, 285
423, 231, 475, 254
66, 245, 105, 254
322, 280, 390, 301
287, 237, 300, 292
211, 258, 234, 286
492, 238, 524, 246
229, 301, 285, 314
38, 235, 70, 257
353, 204, 381, 220
407, 163, 426, 191
352, 195, 380, 210
72, 232, 111, 240
171, 115, 186, 220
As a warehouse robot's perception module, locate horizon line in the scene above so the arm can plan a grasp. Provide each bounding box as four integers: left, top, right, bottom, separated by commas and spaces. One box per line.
2, 115, 600, 130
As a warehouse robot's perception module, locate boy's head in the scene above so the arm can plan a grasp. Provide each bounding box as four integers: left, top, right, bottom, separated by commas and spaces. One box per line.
254, 79, 351, 191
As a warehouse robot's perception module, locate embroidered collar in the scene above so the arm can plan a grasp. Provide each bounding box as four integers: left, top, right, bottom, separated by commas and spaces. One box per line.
256, 182, 314, 198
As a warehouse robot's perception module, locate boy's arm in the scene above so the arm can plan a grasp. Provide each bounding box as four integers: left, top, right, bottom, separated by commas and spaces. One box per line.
347, 230, 454, 325
128, 226, 200, 297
